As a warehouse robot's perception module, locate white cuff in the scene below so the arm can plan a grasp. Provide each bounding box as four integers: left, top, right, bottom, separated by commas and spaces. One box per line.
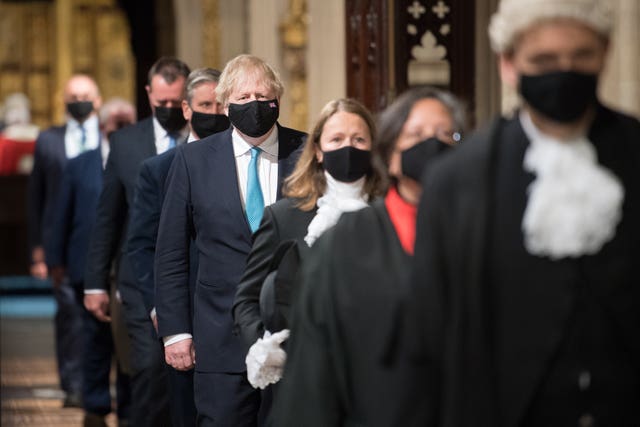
163, 333, 192, 347
150, 307, 156, 321
84, 289, 108, 295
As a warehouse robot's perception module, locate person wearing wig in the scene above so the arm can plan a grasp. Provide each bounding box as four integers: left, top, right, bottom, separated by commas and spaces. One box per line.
405, 0, 640, 425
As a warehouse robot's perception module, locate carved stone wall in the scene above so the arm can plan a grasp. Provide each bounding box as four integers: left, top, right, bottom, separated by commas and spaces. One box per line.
0, 2, 54, 129
0, 0, 134, 128
279, 0, 308, 132
307, 0, 347, 129
600, 0, 640, 118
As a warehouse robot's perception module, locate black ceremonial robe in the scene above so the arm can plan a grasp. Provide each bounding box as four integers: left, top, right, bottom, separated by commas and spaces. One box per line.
275, 199, 426, 427
407, 104, 640, 427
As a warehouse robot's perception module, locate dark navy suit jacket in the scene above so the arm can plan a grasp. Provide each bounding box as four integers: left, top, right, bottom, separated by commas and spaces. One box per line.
46, 148, 103, 285
85, 117, 156, 292
28, 125, 67, 252
126, 146, 198, 314
154, 125, 306, 373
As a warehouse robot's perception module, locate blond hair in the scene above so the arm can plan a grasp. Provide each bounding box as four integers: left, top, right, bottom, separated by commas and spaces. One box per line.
283, 98, 385, 211
215, 54, 284, 106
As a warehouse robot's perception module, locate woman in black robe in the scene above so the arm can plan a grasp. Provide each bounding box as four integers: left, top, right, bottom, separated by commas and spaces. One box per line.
232, 98, 386, 390
274, 87, 466, 427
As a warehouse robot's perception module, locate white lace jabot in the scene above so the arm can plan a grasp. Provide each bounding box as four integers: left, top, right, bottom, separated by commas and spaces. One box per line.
304, 171, 369, 247
519, 111, 624, 259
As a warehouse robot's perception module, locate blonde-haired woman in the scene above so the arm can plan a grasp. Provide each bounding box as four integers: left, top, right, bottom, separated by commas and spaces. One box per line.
233, 98, 384, 390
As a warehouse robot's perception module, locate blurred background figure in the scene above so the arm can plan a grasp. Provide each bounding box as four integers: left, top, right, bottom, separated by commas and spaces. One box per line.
275, 87, 465, 427
84, 57, 190, 427
0, 93, 39, 175
27, 74, 102, 408
47, 97, 136, 426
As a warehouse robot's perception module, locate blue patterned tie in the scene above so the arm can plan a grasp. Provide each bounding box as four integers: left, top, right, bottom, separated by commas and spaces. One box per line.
168, 134, 177, 149
245, 147, 264, 232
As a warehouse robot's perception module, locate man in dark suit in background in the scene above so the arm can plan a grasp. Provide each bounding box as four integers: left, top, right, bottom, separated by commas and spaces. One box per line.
127, 67, 229, 427
84, 57, 190, 427
28, 74, 102, 407
47, 98, 136, 427
155, 54, 306, 425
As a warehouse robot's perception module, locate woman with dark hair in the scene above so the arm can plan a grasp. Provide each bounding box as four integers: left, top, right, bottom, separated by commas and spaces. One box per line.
274, 87, 466, 426
232, 98, 384, 389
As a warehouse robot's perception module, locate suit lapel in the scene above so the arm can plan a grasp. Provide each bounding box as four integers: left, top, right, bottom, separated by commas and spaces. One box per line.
55, 125, 67, 161
140, 117, 157, 157
209, 129, 253, 240
276, 124, 303, 200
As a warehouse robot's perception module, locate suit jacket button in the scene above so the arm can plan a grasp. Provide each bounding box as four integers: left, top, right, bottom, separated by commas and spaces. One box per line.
578, 413, 595, 427
578, 370, 591, 391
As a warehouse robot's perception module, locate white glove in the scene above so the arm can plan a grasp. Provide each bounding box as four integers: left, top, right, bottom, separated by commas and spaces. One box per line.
246, 329, 290, 389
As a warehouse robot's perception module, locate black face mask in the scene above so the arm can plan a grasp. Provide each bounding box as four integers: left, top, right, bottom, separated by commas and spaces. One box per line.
190, 111, 230, 139
322, 146, 372, 183
67, 101, 94, 122
519, 70, 598, 123
155, 106, 187, 133
228, 99, 279, 138
401, 137, 452, 182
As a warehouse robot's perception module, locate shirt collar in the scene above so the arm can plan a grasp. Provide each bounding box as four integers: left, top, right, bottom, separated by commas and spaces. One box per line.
152, 116, 189, 140
519, 109, 586, 145
67, 114, 98, 130
231, 125, 279, 158
101, 139, 110, 169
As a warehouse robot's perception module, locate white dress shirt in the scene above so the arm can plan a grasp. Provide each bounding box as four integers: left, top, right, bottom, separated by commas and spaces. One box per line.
152, 117, 189, 154
232, 126, 279, 209
100, 138, 110, 169
65, 114, 100, 159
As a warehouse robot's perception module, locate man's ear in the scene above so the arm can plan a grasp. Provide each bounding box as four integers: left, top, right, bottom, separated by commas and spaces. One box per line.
182, 100, 192, 122
93, 95, 103, 111
499, 54, 518, 89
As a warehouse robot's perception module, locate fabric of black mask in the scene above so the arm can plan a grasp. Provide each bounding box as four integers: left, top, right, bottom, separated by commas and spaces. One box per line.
401, 137, 452, 182
155, 106, 187, 133
519, 70, 598, 123
67, 101, 94, 122
228, 99, 279, 138
190, 111, 230, 139
322, 146, 372, 183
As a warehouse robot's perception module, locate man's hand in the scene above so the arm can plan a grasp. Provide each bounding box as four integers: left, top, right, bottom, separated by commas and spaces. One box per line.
30, 246, 48, 280
84, 293, 112, 322
165, 338, 195, 371
30, 261, 48, 280
50, 266, 66, 289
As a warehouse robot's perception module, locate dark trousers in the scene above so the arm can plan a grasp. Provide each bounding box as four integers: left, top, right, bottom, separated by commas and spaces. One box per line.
81, 302, 131, 419
119, 280, 170, 427
168, 367, 197, 427
53, 279, 84, 395
194, 371, 262, 427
